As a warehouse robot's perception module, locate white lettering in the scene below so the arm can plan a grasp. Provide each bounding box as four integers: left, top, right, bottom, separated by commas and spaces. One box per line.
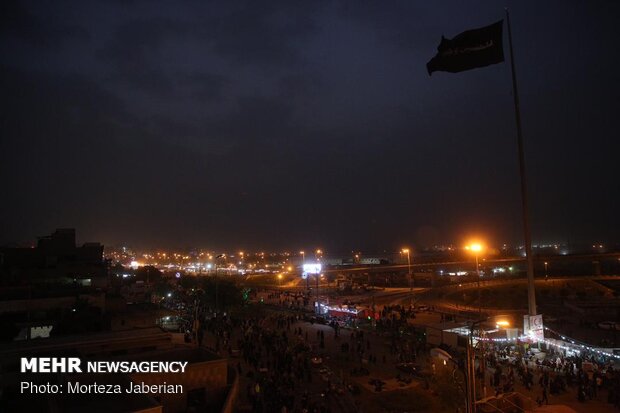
39, 358, 51, 373
178, 361, 188, 372
21, 358, 37, 373
68, 357, 82, 372
20, 357, 82, 373
86, 361, 189, 373
20, 382, 62, 393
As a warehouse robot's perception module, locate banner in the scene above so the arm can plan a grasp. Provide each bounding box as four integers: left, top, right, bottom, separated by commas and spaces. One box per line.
529, 314, 544, 342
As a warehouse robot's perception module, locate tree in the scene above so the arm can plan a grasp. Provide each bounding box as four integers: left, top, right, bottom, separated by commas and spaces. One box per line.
134, 266, 162, 283
195, 277, 243, 310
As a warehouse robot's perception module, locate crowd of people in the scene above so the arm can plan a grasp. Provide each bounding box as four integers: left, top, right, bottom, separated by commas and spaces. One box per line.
239, 314, 317, 412
174, 287, 620, 412
483, 344, 620, 408
200, 309, 357, 413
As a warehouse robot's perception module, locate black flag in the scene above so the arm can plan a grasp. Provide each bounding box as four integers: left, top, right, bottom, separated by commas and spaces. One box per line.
427, 20, 504, 75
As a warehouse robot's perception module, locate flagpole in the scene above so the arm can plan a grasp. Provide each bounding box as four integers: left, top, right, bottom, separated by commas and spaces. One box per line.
505, 9, 537, 317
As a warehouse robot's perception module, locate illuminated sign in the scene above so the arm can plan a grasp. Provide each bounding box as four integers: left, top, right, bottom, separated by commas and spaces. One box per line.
302, 263, 322, 275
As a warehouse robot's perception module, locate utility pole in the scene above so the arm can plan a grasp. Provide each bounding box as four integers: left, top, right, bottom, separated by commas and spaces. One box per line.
506, 9, 537, 317
214, 254, 225, 314
402, 249, 413, 307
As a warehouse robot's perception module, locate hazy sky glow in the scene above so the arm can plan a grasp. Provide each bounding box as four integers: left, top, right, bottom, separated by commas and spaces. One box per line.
2, 1, 619, 251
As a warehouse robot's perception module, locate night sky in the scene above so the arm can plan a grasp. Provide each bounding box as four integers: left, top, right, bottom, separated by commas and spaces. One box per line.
2, 1, 619, 251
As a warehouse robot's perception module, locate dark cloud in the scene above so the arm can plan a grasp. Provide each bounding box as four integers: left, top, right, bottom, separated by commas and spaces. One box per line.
187, 73, 228, 102
97, 18, 188, 95
277, 72, 324, 101
0, 1, 89, 48
1, 0, 619, 250
204, 1, 325, 67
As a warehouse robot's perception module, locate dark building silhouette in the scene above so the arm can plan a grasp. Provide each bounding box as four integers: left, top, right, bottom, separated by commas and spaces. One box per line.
0, 228, 107, 287
0, 229, 109, 340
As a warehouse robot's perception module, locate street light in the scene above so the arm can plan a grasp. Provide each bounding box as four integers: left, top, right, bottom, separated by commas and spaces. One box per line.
300, 251, 307, 289
472, 316, 513, 405
466, 243, 483, 253
315, 249, 323, 314
434, 315, 512, 413
401, 248, 413, 306
465, 243, 485, 315
544, 261, 548, 280
431, 343, 475, 413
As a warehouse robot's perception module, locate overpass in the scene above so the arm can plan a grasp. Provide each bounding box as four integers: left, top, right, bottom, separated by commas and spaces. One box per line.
321, 252, 620, 275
